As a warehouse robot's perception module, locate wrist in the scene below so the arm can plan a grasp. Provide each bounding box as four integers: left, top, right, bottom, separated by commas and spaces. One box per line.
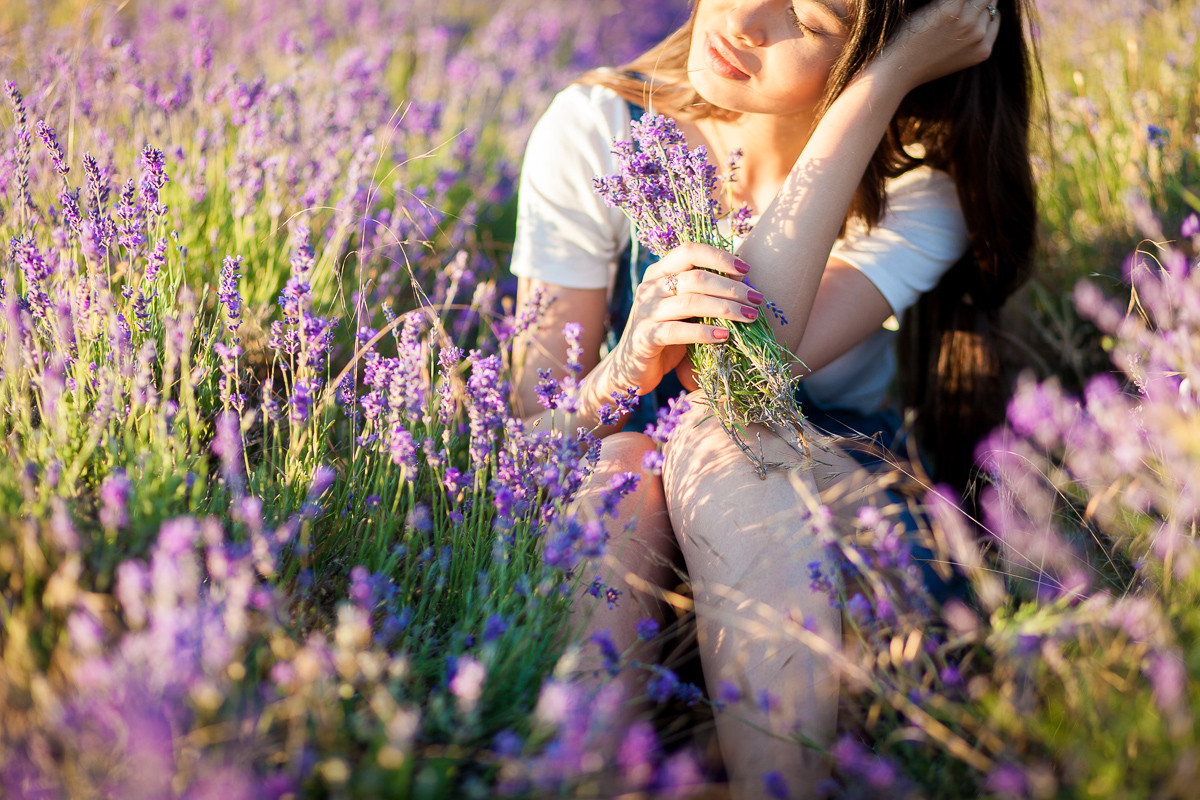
855, 49, 920, 102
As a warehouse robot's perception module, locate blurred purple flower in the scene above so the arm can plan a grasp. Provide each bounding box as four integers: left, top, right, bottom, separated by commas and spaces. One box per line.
635, 616, 660, 641
1181, 213, 1199, 239
986, 764, 1029, 798
99, 468, 132, 529
483, 613, 509, 643
762, 770, 789, 799
617, 719, 659, 790
646, 666, 679, 703
590, 629, 621, 676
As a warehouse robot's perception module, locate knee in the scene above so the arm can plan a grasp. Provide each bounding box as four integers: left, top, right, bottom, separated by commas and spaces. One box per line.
596, 431, 657, 476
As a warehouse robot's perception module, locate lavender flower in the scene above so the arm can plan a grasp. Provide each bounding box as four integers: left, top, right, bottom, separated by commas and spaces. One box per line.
35, 120, 68, 179
635, 617, 660, 641
483, 614, 509, 643
589, 629, 621, 676
82, 153, 110, 220
99, 469, 132, 530
218, 255, 243, 340
139, 144, 169, 219
762, 770, 790, 799
646, 665, 680, 703
116, 179, 145, 251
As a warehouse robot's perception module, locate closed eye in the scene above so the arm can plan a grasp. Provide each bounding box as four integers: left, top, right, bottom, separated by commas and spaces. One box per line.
787, 4, 816, 33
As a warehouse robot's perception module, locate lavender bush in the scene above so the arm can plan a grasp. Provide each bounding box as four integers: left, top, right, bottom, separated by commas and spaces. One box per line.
1020, 0, 1200, 387
0, 1, 699, 797
807, 226, 1200, 799
5, 0, 1200, 797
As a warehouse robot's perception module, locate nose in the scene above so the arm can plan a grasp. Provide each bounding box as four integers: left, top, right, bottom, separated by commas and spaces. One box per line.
725, 1, 768, 47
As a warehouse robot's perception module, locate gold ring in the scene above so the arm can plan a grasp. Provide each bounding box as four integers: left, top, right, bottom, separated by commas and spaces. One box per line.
665, 273, 679, 297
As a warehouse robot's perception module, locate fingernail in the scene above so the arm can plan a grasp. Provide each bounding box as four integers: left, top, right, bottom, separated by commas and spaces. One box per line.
741, 305, 759, 320
713, 327, 729, 340
734, 258, 751, 274
746, 289, 764, 305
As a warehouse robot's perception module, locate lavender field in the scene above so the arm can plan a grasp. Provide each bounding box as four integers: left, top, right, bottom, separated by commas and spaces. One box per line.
1, 0, 1199, 798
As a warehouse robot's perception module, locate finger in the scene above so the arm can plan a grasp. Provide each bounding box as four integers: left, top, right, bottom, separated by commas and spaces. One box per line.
645, 319, 732, 347
669, 268, 764, 305
654, 293, 762, 325
645, 241, 751, 282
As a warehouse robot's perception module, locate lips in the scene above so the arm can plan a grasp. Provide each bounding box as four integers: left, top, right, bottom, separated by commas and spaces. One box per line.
705, 33, 751, 80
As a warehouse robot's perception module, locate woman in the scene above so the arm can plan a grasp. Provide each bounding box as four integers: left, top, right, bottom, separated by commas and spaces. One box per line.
511, 0, 1036, 796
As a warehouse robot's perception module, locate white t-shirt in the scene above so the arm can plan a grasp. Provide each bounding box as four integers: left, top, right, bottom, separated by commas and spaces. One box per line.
510, 83, 969, 414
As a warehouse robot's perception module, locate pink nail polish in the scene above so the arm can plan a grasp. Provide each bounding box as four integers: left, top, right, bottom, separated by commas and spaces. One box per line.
746, 289, 764, 305
734, 258, 751, 274
741, 305, 759, 320
713, 327, 730, 340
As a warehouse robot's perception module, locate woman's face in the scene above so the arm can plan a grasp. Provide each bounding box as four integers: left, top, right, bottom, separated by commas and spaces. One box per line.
687, 0, 853, 119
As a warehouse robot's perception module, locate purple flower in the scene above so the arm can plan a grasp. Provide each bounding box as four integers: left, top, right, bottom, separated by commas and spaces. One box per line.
598, 471, 640, 518
307, 465, 337, 501
212, 410, 242, 475
655, 750, 704, 798
645, 392, 691, 444
483, 614, 509, 643
635, 616, 660, 641
449, 655, 487, 711
846, 593, 873, 625
1183, 213, 1200, 239
289, 224, 315, 277
218, 255, 243, 339
762, 770, 789, 799
493, 729, 524, 759
35, 120, 68, 179
589, 629, 621, 676
99, 469, 132, 529
646, 666, 680, 703
1147, 651, 1186, 711
617, 720, 660, 790
717, 679, 742, 706
82, 152, 110, 219
986, 764, 1029, 797
290, 379, 313, 423
139, 144, 169, 218
731, 204, 754, 238
597, 386, 640, 426
535, 368, 563, 410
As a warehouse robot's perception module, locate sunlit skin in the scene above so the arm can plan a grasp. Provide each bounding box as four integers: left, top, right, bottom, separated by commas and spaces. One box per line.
513, 1, 1002, 796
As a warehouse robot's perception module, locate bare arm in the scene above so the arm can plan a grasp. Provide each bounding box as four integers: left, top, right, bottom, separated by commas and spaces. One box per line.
741, 0, 998, 361
511, 278, 615, 432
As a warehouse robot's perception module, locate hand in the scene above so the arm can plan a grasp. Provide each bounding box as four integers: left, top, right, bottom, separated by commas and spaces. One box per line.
607, 242, 761, 396
880, 0, 1002, 93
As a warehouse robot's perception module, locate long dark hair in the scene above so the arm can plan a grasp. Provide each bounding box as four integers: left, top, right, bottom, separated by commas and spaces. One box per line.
581, 0, 1040, 492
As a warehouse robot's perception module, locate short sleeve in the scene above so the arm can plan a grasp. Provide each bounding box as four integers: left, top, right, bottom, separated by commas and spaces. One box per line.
830, 166, 968, 316
509, 84, 632, 290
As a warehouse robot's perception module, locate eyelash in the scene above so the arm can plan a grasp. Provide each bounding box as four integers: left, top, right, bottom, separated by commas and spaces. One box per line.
788, 5, 816, 34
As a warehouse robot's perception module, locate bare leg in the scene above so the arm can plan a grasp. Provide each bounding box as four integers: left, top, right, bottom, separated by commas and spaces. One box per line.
569, 431, 681, 701
662, 396, 871, 800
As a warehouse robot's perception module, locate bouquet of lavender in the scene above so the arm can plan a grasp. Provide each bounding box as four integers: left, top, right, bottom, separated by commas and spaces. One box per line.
594, 113, 807, 476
